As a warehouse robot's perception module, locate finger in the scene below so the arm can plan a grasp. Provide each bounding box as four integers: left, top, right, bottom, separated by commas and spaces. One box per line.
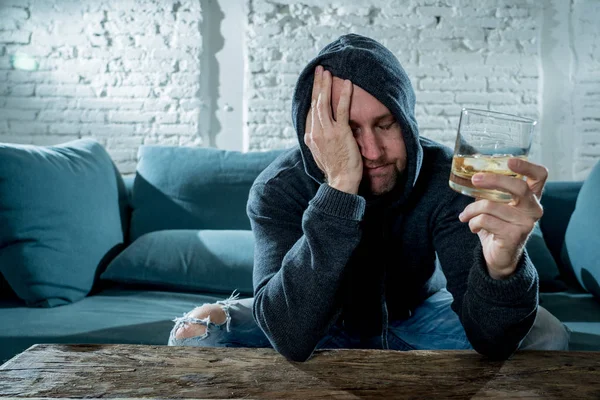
508, 158, 548, 182
459, 199, 534, 225
306, 65, 323, 134
303, 127, 312, 146
317, 69, 333, 127
304, 120, 326, 174
304, 117, 321, 164
468, 214, 522, 242
336, 79, 353, 123
311, 65, 322, 104
311, 100, 318, 135
507, 158, 549, 199
316, 92, 332, 129
305, 100, 319, 149
472, 172, 536, 207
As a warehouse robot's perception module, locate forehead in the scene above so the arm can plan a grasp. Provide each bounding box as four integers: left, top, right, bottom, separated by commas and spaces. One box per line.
331, 76, 392, 122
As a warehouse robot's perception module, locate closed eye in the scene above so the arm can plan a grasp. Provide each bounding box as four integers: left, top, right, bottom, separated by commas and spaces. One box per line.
378, 121, 396, 130
351, 120, 397, 135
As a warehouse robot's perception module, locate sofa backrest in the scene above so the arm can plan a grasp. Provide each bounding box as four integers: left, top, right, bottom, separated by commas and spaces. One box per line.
122, 156, 583, 270
538, 181, 583, 272
126, 145, 290, 243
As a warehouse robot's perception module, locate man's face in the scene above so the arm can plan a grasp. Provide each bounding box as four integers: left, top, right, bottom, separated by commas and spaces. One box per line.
330, 76, 407, 196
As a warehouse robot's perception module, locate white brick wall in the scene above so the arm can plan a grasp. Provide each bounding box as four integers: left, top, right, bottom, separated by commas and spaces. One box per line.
0, 0, 599, 180
571, 0, 600, 180
245, 0, 544, 158
0, 0, 205, 173
244, 0, 600, 180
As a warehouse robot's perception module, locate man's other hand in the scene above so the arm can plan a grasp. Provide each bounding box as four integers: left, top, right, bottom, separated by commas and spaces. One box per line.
458, 158, 549, 279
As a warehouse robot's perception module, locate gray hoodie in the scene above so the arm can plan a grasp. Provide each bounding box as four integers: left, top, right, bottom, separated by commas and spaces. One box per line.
247, 33, 539, 362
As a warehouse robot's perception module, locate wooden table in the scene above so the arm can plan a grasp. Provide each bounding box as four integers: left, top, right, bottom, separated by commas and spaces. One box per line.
0, 344, 599, 399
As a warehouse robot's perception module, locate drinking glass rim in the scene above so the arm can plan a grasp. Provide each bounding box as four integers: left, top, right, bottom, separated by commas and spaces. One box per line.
461, 107, 537, 125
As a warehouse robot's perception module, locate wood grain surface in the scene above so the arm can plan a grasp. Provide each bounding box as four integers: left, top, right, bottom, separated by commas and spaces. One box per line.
1, 344, 599, 399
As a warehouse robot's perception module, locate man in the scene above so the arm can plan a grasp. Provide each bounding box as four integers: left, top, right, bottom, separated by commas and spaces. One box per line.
168, 33, 570, 361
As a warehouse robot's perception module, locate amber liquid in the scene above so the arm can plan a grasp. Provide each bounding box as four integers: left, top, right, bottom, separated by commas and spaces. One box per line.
449, 154, 527, 202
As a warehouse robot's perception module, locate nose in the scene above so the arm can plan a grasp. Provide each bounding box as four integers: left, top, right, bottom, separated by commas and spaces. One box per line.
356, 127, 384, 161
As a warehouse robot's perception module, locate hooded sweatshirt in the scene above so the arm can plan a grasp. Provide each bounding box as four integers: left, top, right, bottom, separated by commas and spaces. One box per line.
247, 33, 539, 362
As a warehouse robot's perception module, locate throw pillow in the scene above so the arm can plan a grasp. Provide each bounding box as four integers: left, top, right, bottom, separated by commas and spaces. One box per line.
562, 160, 600, 299
129, 145, 287, 242
101, 230, 255, 296
525, 223, 567, 292
0, 139, 126, 307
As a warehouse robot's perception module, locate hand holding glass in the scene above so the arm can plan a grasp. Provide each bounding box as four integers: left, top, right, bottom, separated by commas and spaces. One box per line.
449, 108, 537, 203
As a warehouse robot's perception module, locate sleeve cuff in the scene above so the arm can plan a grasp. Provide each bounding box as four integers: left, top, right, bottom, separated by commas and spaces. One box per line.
468, 244, 539, 304
309, 183, 365, 221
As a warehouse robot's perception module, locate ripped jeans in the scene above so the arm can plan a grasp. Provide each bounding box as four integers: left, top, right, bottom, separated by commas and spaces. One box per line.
168, 289, 571, 351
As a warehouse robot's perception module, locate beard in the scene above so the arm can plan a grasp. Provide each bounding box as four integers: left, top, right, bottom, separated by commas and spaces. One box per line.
359, 165, 404, 201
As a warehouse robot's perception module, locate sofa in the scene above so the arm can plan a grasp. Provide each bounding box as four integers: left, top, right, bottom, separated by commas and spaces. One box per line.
0, 138, 599, 365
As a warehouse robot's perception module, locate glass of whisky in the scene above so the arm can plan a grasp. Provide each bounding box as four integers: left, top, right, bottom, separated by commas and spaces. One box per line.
449, 108, 537, 202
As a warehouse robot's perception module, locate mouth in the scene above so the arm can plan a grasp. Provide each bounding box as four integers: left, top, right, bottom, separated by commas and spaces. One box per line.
364, 164, 391, 174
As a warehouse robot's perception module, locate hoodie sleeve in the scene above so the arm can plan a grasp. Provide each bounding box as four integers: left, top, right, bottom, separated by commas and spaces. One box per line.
247, 180, 365, 362
432, 192, 539, 360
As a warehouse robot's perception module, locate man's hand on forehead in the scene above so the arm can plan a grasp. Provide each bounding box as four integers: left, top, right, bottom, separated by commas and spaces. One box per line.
303, 65, 363, 195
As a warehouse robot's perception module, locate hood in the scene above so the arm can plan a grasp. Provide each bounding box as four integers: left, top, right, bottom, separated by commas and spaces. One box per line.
291, 33, 423, 205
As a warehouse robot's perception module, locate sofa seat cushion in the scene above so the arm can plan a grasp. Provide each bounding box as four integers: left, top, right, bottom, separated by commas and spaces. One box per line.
0, 139, 127, 308
539, 291, 600, 351
101, 230, 255, 296
0, 286, 235, 364
130, 146, 286, 241
562, 160, 600, 299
